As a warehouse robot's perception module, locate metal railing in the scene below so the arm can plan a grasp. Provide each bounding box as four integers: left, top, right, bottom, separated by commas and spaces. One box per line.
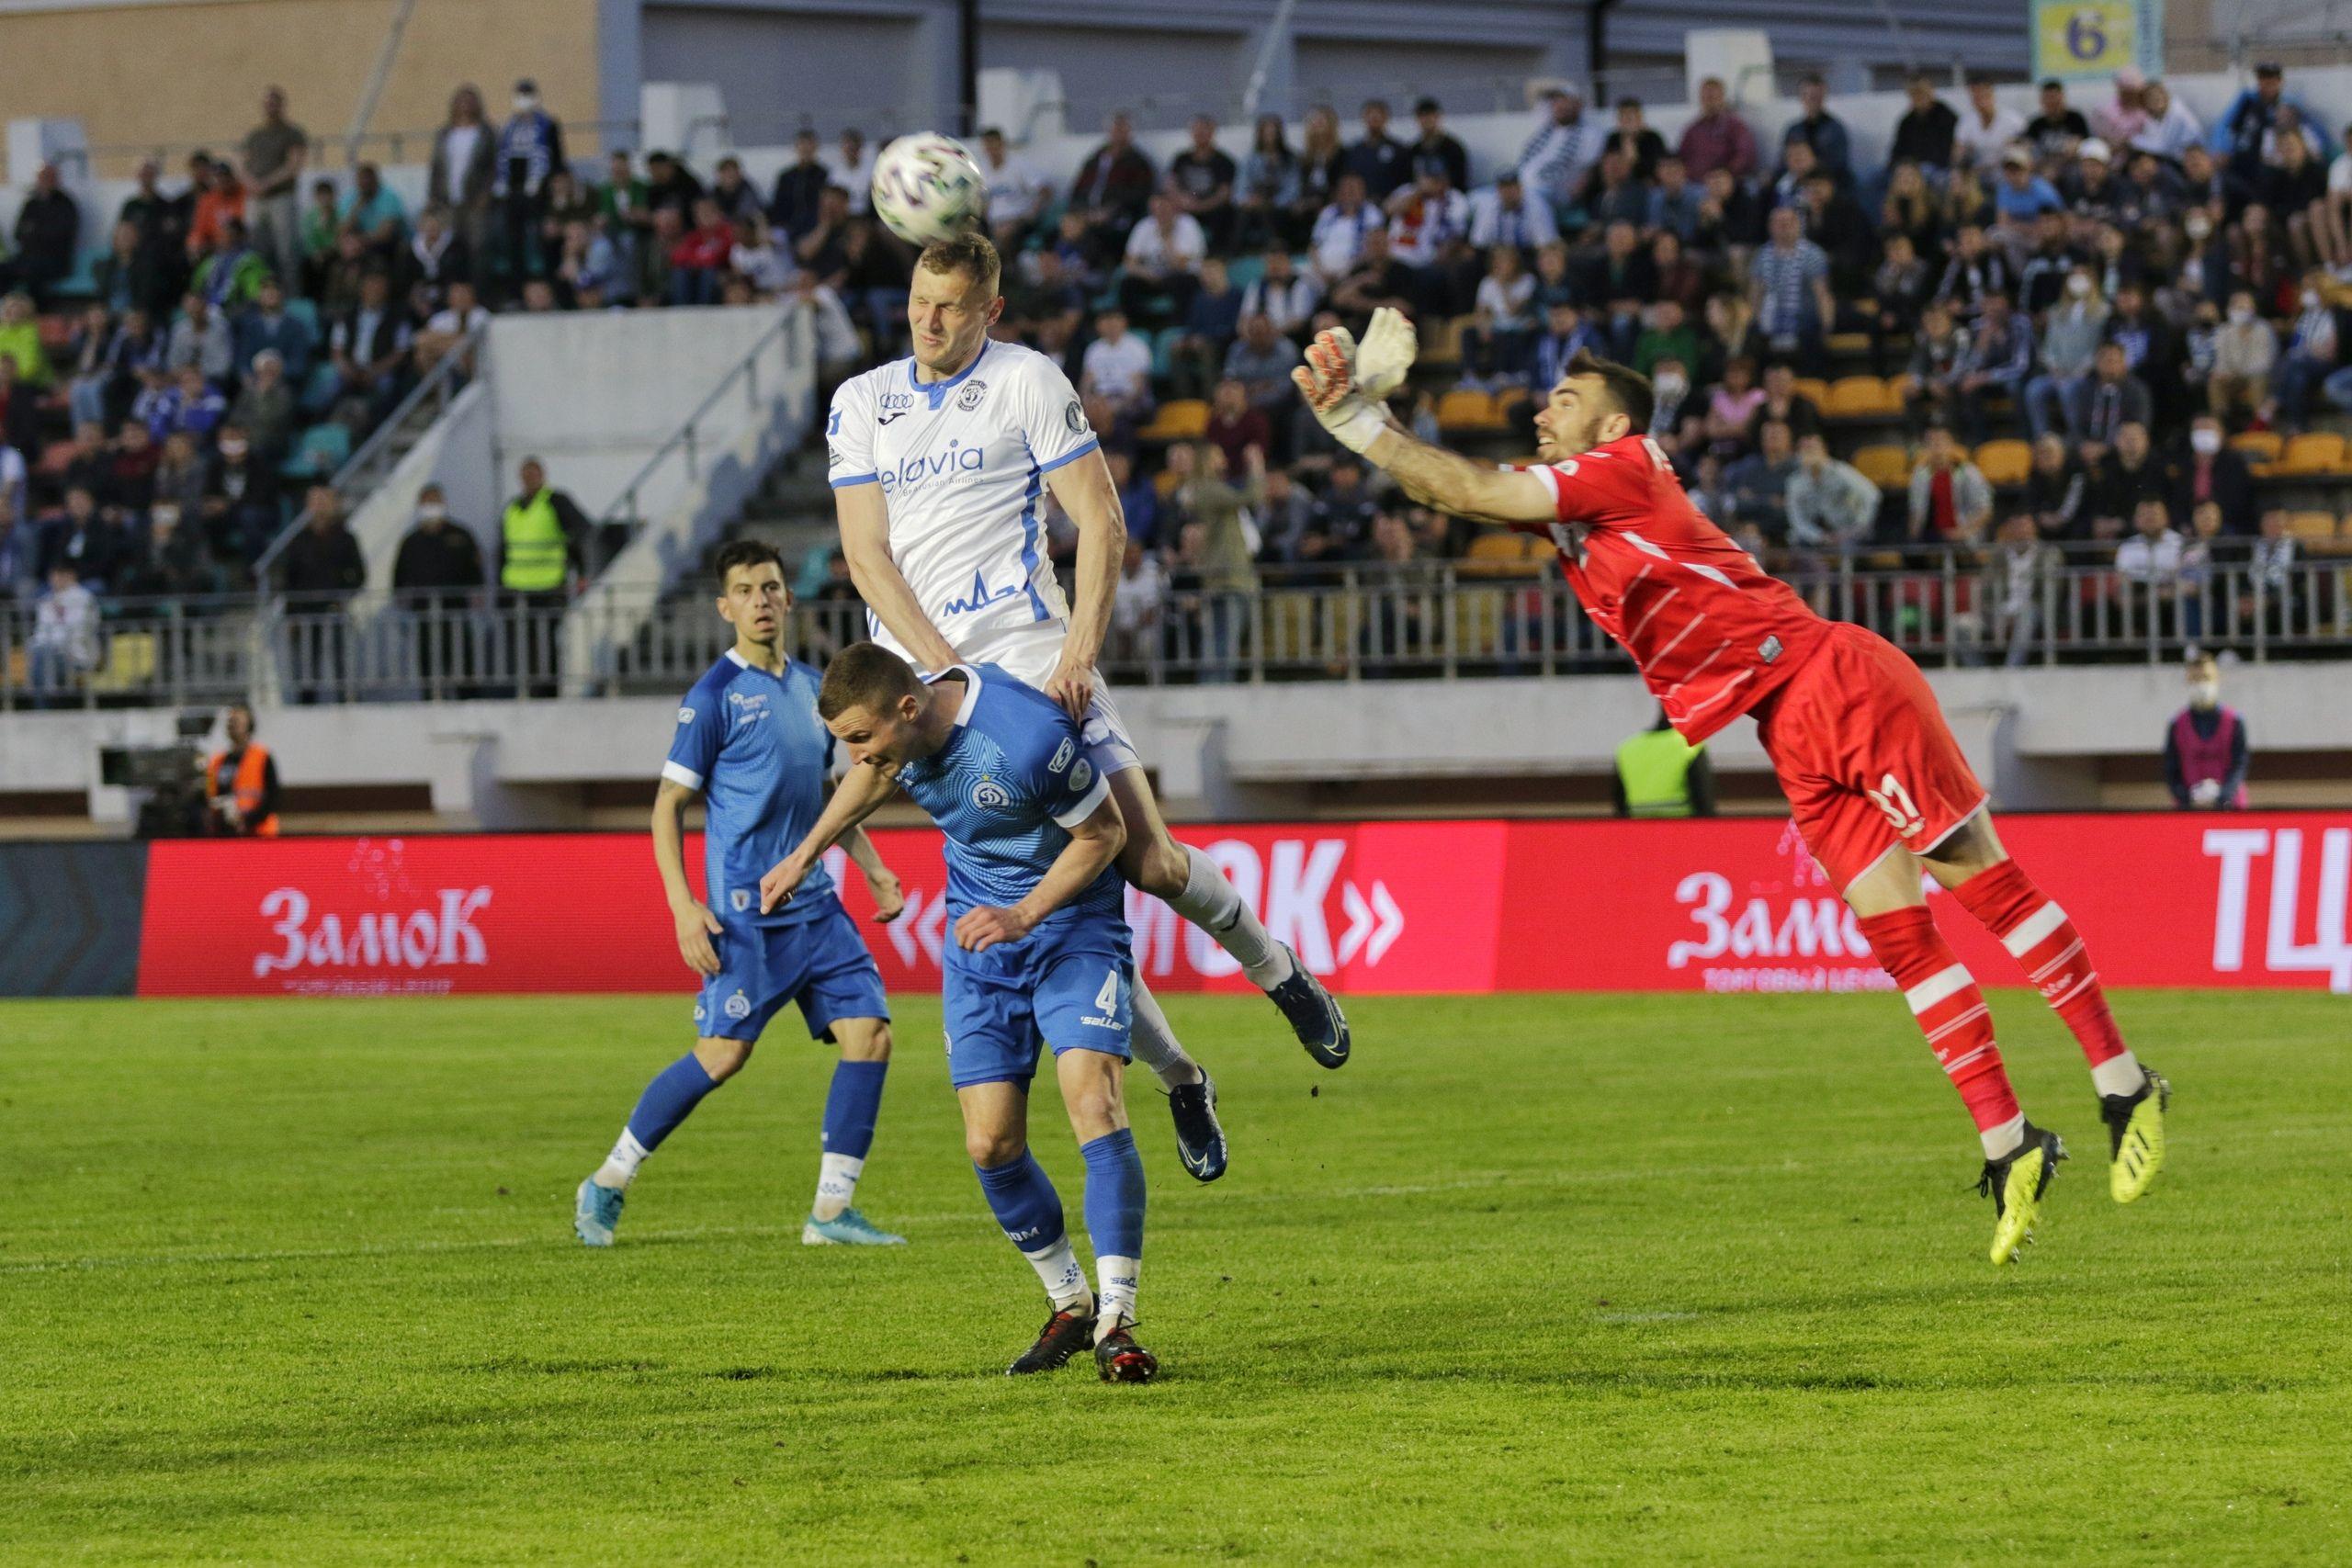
596, 309, 800, 544
56, 119, 643, 179
5, 553, 2346, 711
248, 321, 486, 589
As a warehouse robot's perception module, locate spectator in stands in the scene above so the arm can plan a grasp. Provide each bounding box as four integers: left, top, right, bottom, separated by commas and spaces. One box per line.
1605, 97, 1668, 182
2026, 80, 2091, 164
1797, 169, 1873, 296
1387, 160, 1472, 299
1239, 248, 1319, 339
1878, 160, 1943, 257
228, 353, 296, 464
1069, 111, 1156, 246
2024, 267, 2105, 437
978, 127, 1052, 254
2024, 432, 2088, 538
2087, 421, 2166, 537
1934, 222, 2013, 321
1169, 441, 1261, 680
1679, 76, 1757, 185
1750, 206, 1832, 372
1782, 75, 1851, 186
1169, 256, 1242, 399
765, 130, 829, 243
2117, 496, 2185, 630
425, 85, 498, 266
2266, 271, 2345, 428
1120, 191, 1206, 326
0, 354, 35, 466
1169, 116, 1238, 254
1396, 97, 1467, 194
1726, 417, 1798, 543
1637, 158, 1700, 246
1345, 98, 1410, 202
415, 278, 489, 376
2207, 289, 2278, 423
1630, 296, 1695, 380
1908, 423, 1994, 543
202, 703, 282, 834
392, 481, 483, 684
232, 276, 313, 383
342, 162, 408, 252
668, 197, 737, 307
1309, 172, 1385, 286
1520, 88, 1600, 223
1956, 79, 2026, 174
1222, 311, 1302, 433
1866, 232, 1932, 378
1080, 309, 1153, 441
1955, 290, 2034, 443
1892, 74, 1960, 175
1104, 448, 1159, 553
326, 269, 413, 425
192, 216, 269, 311
1784, 430, 1882, 558
1203, 378, 1269, 476
499, 79, 566, 288
1995, 145, 2066, 235
2133, 79, 2203, 164
2173, 413, 2257, 536
0, 439, 27, 597
201, 423, 281, 563
40, 485, 124, 590
401, 204, 472, 305
1329, 227, 1415, 329
120, 496, 219, 602
2214, 63, 2322, 186
2067, 340, 2154, 456
158, 364, 227, 446
119, 159, 192, 315
1579, 150, 1649, 231
91, 220, 154, 322
165, 290, 233, 383
1984, 513, 2063, 665
234, 89, 306, 295
186, 151, 245, 261
27, 566, 97, 705
5, 164, 79, 308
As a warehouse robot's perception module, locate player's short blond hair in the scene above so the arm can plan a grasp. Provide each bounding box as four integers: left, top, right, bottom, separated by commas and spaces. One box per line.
916, 231, 1001, 299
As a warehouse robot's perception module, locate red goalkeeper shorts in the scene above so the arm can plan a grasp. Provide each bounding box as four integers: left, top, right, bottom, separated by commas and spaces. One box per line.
1750, 622, 1989, 893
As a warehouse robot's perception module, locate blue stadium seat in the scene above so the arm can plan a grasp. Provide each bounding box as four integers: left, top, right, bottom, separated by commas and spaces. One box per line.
279, 421, 350, 480
1224, 254, 1265, 293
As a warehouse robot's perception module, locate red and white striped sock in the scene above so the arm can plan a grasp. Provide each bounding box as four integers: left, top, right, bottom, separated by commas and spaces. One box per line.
1952, 860, 2145, 1100
1857, 906, 2025, 1157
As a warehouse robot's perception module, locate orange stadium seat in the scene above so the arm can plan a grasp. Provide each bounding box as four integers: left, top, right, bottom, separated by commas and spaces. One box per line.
1850, 444, 1914, 489
1826, 376, 1898, 419
1420, 315, 1472, 369
2272, 432, 2347, 475
2229, 430, 2283, 464
1437, 389, 1504, 434
1458, 532, 1548, 578
1139, 400, 1209, 442
1974, 439, 2031, 486
1791, 377, 1832, 410
2284, 511, 2338, 545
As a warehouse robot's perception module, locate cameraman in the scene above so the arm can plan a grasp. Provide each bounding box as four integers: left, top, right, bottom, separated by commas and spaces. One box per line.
205, 703, 282, 836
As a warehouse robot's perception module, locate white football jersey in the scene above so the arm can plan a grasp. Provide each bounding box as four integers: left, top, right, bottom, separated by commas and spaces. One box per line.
826, 339, 1101, 670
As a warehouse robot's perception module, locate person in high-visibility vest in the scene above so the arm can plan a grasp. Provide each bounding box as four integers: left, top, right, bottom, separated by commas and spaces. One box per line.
1613, 707, 1715, 818
205, 702, 281, 836
499, 456, 589, 695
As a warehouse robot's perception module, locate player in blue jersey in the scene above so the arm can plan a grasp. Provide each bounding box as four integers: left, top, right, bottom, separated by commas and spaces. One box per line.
826, 231, 1352, 1188
574, 541, 910, 1249
760, 642, 1159, 1382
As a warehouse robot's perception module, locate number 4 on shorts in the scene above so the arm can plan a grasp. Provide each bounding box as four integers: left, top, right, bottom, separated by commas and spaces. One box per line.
1095, 968, 1121, 1015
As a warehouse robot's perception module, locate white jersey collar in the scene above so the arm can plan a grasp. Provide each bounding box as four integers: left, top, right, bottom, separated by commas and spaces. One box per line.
920, 663, 984, 728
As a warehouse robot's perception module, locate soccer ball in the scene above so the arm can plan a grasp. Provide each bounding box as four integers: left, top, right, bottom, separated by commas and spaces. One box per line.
870, 133, 986, 246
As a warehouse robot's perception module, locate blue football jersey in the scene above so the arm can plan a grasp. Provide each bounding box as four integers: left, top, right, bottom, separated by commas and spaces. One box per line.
663, 650, 838, 926
895, 664, 1121, 930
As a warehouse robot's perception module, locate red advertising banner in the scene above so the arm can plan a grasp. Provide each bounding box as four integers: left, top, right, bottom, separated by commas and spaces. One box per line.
137, 814, 2352, 998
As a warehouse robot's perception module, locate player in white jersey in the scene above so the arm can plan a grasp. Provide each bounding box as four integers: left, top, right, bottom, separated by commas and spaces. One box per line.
827, 232, 1351, 1184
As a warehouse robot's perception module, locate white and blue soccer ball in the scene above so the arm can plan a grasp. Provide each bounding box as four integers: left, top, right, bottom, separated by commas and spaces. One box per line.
871, 133, 987, 246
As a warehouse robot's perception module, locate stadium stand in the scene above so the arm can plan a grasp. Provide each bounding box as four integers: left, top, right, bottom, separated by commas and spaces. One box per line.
6, 60, 2352, 718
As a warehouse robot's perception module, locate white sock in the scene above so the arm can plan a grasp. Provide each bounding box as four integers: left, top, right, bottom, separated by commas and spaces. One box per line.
1095, 1254, 1140, 1332
2091, 1051, 2147, 1100
594, 1129, 650, 1190
1168, 845, 1295, 989
1022, 1235, 1093, 1312
811, 1152, 864, 1221
1128, 978, 1204, 1090
1981, 1112, 2028, 1161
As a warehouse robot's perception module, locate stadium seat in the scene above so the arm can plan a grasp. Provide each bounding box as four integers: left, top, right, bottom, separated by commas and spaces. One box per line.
1792, 377, 1832, 411
1850, 444, 1914, 489
1974, 439, 2031, 487
1148, 326, 1182, 378
2229, 430, 2282, 464
1420, 315, 1472, 370
280, 422, 352, 479
89, 632, 157, 694
1491, 384, 1530, 420
2285, 510, 2338, 544
1138, 399, 1209, 442
1825, 376, 1894, 419
1826, 332, 1871, 356
1223, 254, 1266, 293
2325, 514, 2352, 556
286, 298, 320, 336
1437, 388, 1503, 434
1458, 532, 1546, 578
2273, 432, 2348, 475
1152, 467, 1182, 499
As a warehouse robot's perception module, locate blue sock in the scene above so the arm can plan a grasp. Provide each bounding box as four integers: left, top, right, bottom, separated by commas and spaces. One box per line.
624, 1052, 719, 1154
1079, 1128, 1146, 1262
821, 1060, 888, 1160
973, 1151, 1066, 1252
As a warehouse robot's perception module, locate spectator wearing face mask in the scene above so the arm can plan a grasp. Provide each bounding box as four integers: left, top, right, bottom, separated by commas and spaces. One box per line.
2173, 414, 2257, 535
498, 80, 566, 288
2165, 652, 2248, 807
2206, 290, 2277, 423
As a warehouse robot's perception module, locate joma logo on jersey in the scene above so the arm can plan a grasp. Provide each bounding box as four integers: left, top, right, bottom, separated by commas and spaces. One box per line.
943, 570, 1025, 616
878, 445, 983, 494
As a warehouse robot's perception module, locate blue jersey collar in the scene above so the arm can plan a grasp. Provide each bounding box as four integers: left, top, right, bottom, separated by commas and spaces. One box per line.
908, 340, 990, 410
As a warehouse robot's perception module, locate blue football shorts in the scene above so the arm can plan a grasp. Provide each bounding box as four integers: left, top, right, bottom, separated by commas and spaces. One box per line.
695, 897, 889, 1043
941, 919, 1134, 1089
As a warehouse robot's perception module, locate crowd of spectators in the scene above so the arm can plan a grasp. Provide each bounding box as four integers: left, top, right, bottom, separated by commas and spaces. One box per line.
8, 62, 2352, 698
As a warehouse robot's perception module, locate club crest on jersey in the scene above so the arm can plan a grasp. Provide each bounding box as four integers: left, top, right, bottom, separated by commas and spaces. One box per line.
955, 378, 989, 412
1064, 399, 1087, 434
1049, 738, 1075, 773
730, 889, 751, 912
972, 776, 1012, 809
724, 989, 752, 1021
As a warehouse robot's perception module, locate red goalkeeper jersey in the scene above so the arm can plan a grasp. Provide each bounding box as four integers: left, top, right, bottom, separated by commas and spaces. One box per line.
1515, 434, 1831, 741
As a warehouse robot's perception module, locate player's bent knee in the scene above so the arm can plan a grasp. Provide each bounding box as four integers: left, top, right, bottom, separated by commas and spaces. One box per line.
834, 1019, 892, 1062
965, 1126, 1027, 1168
693, 1037, 753, 1082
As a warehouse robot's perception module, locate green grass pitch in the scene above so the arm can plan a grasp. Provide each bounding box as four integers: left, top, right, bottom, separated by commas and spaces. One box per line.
6, 990, 2350, 1564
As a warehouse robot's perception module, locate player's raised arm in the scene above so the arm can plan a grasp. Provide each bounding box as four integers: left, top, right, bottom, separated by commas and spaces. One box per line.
1291, 323, 1556, 527
761, 761, 898, 912
833, 480, 962, 672
955, 788, 1127, 953
1039, 448, 1125, 719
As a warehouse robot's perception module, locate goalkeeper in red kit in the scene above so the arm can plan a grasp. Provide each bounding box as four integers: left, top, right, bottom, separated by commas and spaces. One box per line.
1296, 317, 2168, 1265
